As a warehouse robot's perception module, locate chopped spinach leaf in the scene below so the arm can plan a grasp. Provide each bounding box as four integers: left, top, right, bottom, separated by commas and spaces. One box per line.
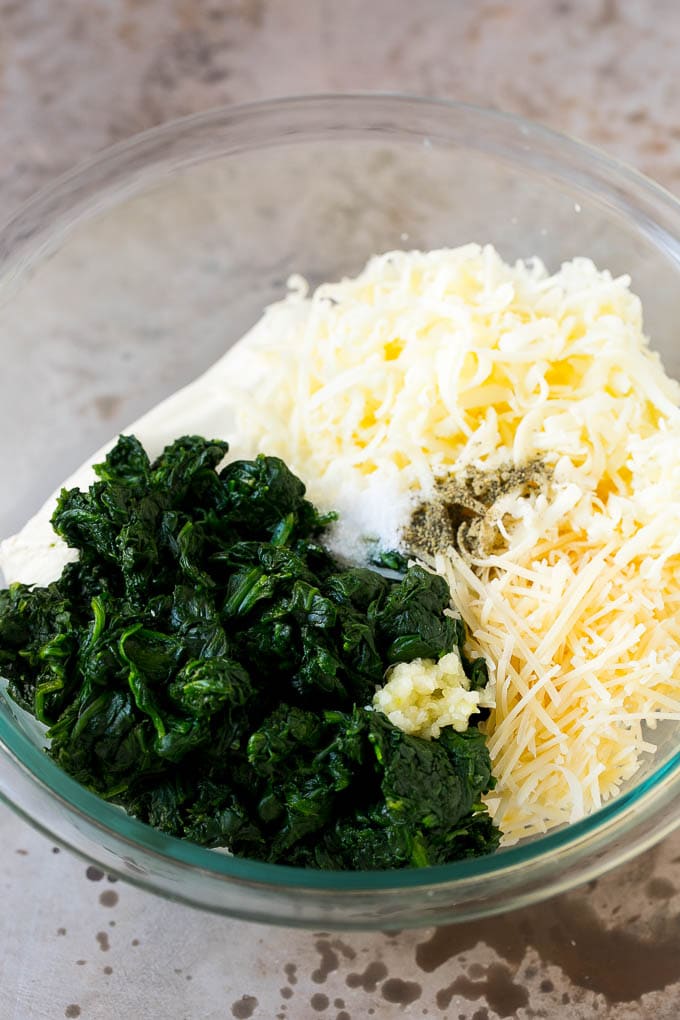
0, 434, 499, 869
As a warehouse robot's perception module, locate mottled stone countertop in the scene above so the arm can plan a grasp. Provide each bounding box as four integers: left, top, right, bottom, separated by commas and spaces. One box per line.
3, 2, 680, 1018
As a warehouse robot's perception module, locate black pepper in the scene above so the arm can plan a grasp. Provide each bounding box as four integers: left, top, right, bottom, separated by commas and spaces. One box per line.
404, 458, 551, 559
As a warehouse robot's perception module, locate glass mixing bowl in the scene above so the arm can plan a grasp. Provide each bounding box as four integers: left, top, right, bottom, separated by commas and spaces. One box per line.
2, 95, 680, 929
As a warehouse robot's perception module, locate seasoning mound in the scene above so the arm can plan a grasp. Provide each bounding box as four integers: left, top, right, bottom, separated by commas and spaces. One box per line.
404, 459, 552, 560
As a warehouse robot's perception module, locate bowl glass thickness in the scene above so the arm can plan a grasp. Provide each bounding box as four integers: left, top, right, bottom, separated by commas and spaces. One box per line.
2, 95, 680, 929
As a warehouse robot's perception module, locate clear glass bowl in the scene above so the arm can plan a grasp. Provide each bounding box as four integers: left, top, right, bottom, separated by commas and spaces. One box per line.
2, 95, 680, 929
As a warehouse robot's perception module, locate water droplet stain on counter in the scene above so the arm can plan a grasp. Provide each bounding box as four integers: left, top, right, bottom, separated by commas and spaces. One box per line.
284, 963, 297, 985
312, 939, 340, 983
416, 920, 522, 974
436, 963, 528, 1017
334, 999, 345, 1009
57, 928, 67, 937
52, 847, 61, 854
540, 979, 554, 993
76, 960, 86, 967
280, 988, 293, 1000
336, 1013, 351, 1020
415, 896, 680, 1004
381, 978, 422, 1006
331, 939, 357, 961
103, 966, 113, 975
93, 394, 123, 421
15, 849, 28, 856
86, 866, 104, 882
96, 932, 110, 952
346, 961, 388, 992
64, 1007, 81, 1018
646, 878, 676, 900
231, 995, 258, 1018
99, 890, 118, 908
131, 939, 140, 947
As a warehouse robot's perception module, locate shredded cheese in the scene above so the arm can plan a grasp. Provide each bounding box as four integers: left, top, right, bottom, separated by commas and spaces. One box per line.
224, 245, 680, 843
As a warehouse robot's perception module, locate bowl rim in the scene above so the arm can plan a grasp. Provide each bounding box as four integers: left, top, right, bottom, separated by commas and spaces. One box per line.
3, 92, 680, 914
4, 90, 680, 263
4, 710, 680, 894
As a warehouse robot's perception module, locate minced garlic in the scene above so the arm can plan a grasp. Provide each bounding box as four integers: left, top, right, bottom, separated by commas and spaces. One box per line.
373, 650, 495, 739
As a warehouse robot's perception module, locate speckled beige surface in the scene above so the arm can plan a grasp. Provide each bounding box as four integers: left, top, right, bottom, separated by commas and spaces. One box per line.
3, 2, 680, 1018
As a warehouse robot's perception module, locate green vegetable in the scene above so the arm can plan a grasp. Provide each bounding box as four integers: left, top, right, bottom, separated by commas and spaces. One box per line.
0, 434, 500, 868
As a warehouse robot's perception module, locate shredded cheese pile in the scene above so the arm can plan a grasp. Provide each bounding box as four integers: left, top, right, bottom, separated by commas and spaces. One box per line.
228, 244, 680, 843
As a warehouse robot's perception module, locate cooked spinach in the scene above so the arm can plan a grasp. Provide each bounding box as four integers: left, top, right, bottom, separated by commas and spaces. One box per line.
0, 435, 500, 868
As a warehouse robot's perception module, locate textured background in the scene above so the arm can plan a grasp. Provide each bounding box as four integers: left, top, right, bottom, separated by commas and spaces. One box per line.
2, 2, 680, 1018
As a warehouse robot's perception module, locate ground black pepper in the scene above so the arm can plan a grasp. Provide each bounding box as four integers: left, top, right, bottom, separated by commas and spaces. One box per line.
404, 459, 551, 559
